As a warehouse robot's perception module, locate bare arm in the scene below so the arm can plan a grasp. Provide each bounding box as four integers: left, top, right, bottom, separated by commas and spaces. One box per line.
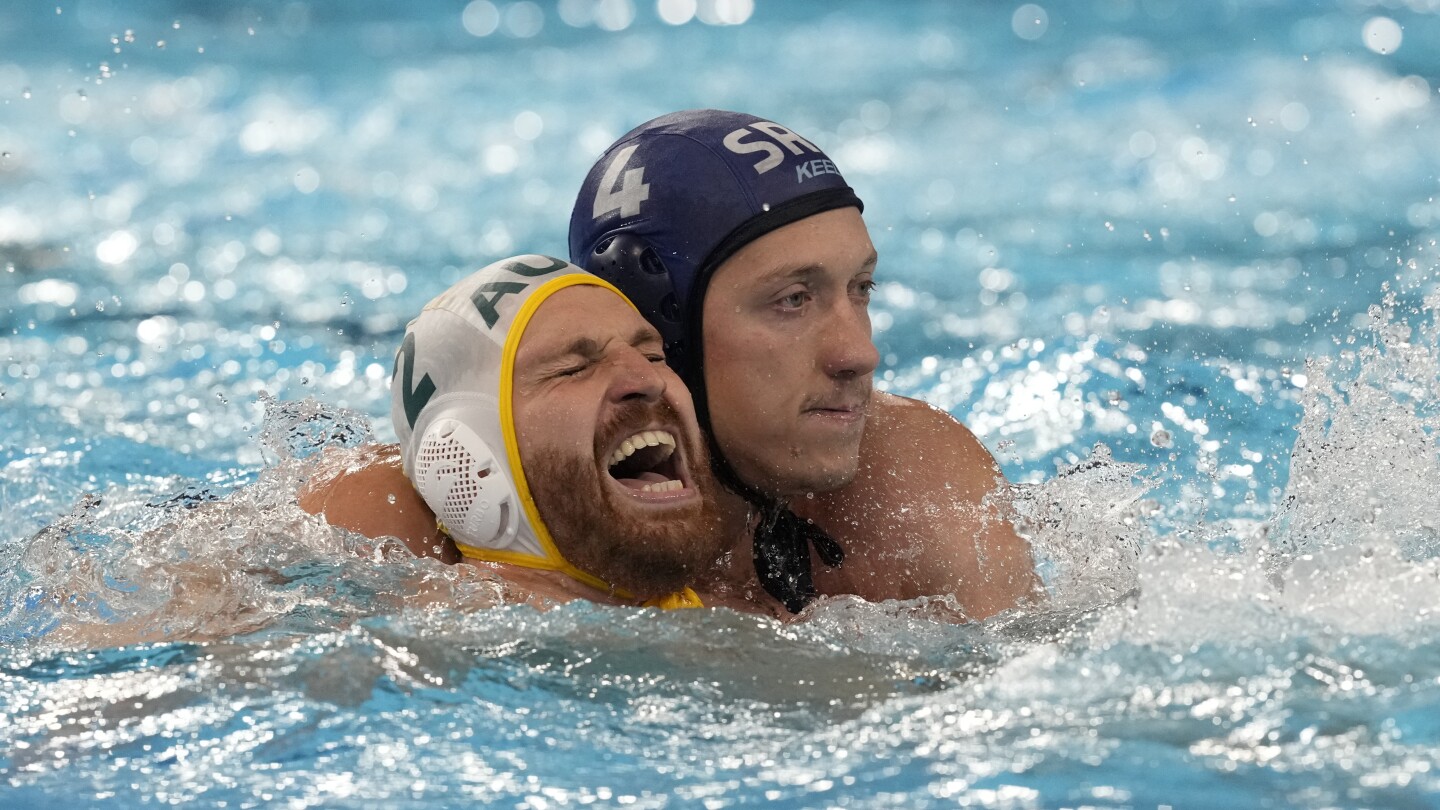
793, 391, 1041, 619
298, 444, 458, 563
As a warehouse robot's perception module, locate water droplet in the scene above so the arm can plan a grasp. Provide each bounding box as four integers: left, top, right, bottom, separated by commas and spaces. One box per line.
1104, 221, 1115, 231
21, 88, 31, 99
156, 39, 166, 48
124, 29, 135, 43
94, 300, 105, 312
172, 20, 181, 29
1150, 429, 1172, 448
387, 493, 398, 505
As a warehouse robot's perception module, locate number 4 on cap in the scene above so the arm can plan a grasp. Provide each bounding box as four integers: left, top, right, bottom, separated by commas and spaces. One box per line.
593, 144, 650, 220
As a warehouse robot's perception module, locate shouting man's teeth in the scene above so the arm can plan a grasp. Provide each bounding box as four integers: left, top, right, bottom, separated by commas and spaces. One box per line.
606, 430, 676, 468
606, 429, 685, 494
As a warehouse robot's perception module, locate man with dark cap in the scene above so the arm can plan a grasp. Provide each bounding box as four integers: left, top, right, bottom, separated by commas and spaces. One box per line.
568, 109, 1040, 618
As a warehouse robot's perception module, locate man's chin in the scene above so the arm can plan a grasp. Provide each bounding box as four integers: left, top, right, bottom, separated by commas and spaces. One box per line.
752, 457, 862, 497
581, 505, 721, 595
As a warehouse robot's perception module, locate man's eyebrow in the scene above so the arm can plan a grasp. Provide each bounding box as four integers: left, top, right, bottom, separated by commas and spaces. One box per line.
628, 325, 662, 348
755, 251, 879, 285
531, 327, 657, 368
529, 336, 603, 368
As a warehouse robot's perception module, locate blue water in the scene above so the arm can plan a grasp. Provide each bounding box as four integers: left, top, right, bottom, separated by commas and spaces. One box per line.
4, 1, 1440, 806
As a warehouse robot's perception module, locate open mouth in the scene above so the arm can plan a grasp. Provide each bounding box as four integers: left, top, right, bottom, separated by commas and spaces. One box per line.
603, 429, 692, 497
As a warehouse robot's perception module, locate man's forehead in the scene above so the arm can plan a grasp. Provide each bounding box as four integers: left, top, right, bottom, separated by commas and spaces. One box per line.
520, 286, 656, 355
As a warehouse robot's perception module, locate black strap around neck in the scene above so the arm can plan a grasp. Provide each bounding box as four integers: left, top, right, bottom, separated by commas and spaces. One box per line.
707, 442, 844, 614
751, 498, 845, 614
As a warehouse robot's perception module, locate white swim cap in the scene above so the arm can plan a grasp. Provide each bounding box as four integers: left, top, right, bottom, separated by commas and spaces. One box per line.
391, 254, 633, 593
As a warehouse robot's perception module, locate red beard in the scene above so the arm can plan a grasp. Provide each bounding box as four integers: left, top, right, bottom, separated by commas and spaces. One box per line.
521, 399, 727, 597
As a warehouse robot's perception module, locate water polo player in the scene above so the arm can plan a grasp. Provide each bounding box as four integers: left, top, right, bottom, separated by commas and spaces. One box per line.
569, 109, 1041, 618
302, 255, 771, 612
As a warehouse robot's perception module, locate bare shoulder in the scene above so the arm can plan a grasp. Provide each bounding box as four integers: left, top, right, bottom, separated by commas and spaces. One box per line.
794, 392, 1041, 617
869, 392, 1000, 487
299, 444, 457, 563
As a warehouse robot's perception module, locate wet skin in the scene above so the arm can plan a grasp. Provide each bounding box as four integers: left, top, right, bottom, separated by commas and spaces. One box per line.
699, 207, 1043, 617
510, 285, 731, 596
702, 207, 880, 496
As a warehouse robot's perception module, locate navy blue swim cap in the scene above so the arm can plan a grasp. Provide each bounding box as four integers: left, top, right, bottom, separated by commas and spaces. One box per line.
567, 109, 863, 383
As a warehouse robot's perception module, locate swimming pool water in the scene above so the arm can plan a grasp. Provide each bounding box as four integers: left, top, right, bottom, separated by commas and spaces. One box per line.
4, 1, 1440, 806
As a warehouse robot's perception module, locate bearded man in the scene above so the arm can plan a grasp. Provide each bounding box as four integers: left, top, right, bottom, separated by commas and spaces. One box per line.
302, 255, 777, 614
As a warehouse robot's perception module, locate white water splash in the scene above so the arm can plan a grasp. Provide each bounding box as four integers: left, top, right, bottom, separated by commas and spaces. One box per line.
1008, 293, 1440, 649
1, 398, 505, 658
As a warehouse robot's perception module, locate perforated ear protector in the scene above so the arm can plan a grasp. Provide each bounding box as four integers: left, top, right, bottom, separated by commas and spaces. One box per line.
411, 415, 520, 553
588, 232, 689, 376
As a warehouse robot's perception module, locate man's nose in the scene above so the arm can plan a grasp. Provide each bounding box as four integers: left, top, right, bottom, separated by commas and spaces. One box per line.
607, 348, 666, 402
820, 301, 879, 379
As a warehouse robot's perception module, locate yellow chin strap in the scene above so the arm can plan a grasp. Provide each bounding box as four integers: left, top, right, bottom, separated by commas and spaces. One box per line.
449, 274, 704, 611
640, 588, 705, 610
444, 520, 703, 610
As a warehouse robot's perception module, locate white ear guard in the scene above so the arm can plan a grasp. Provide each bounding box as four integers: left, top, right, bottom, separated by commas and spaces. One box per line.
411, 416, 519, 552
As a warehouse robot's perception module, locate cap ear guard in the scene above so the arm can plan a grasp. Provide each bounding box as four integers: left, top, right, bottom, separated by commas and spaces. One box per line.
588, 233, 689, 376
411, 416, 519, 552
